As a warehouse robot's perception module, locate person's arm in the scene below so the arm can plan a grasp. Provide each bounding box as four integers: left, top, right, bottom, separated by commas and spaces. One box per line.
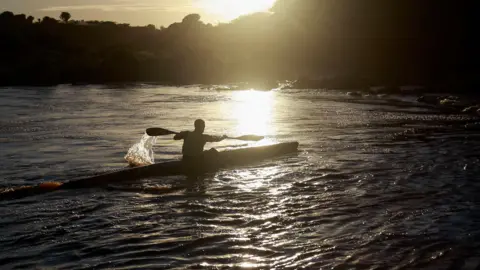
174, 131, 188, 140
204, 134, 227, 142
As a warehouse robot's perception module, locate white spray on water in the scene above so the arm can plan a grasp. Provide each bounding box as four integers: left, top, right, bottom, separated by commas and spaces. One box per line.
124, 133, 157, 167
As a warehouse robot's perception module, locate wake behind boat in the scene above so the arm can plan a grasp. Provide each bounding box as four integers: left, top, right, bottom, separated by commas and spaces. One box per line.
0, 142, 299, 201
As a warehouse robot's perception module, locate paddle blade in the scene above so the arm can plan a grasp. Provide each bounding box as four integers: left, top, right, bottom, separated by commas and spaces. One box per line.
230, 135, 265, 141
146, 128, 177, 136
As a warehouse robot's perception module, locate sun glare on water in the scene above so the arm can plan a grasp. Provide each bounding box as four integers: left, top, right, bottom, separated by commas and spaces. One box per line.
228, 90, 276, 141
199, 0, 276, 21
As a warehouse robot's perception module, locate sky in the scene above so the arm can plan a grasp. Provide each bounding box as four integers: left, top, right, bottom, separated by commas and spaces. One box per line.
1, 0, 277, 26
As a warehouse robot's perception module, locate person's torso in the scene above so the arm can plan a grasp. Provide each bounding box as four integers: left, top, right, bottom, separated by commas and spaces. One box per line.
182, 131, 207, 157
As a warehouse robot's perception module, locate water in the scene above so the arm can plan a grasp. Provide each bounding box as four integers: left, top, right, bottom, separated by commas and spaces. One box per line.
1, 85, 480, 269
124, 133, 157, 167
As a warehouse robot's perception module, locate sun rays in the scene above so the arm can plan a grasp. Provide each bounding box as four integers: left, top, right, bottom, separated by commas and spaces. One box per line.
198, 0, 276, 21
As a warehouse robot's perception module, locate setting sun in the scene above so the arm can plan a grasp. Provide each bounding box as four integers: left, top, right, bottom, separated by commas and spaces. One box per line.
198, 0, 276, 21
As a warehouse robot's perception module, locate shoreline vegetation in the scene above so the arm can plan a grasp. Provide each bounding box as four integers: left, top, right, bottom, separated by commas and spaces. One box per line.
1, 1, 479, 110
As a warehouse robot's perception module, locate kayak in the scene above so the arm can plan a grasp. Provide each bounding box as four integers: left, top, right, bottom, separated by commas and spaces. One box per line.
0, 142, 299, 201
62, 141, 299, 188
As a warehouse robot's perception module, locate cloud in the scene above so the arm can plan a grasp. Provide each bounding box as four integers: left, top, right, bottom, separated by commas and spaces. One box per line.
39, 0, 196, 13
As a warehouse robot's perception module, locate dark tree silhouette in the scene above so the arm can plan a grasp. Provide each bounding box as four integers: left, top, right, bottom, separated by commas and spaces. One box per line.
182, 14, 201, 25
0, 11, 14, 19
41, 16, 57, 25
60, 12, 71, 23
0, 1, 478, 90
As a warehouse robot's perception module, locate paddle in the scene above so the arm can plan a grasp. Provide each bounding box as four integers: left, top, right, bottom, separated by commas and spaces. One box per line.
226, 135, 265, 141
146, 127, 178, 136
146, 127, 264, 141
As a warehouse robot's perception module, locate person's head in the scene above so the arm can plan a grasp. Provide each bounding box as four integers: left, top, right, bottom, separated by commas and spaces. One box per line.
194, 119, 205, 133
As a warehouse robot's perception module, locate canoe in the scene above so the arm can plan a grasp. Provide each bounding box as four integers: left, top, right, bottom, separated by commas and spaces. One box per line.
62, 141, 299, 188
1, 142, 299, 201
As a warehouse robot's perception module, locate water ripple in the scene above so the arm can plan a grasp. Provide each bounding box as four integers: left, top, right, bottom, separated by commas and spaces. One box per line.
1, 86, 480, 269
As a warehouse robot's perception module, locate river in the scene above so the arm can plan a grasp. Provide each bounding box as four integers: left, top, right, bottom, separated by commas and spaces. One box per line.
1, 85, 480, 269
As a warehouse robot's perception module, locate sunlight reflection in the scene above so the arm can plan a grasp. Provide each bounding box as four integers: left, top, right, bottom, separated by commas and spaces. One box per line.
235, 165, 280, 192
238, 261, 266, 268
230, 90, 276, 139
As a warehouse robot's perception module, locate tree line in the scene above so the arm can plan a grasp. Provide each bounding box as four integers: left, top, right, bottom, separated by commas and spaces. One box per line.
0, 0, 479, 89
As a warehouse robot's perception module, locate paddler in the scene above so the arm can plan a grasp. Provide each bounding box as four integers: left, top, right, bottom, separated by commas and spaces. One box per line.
173, 119, 226, 168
